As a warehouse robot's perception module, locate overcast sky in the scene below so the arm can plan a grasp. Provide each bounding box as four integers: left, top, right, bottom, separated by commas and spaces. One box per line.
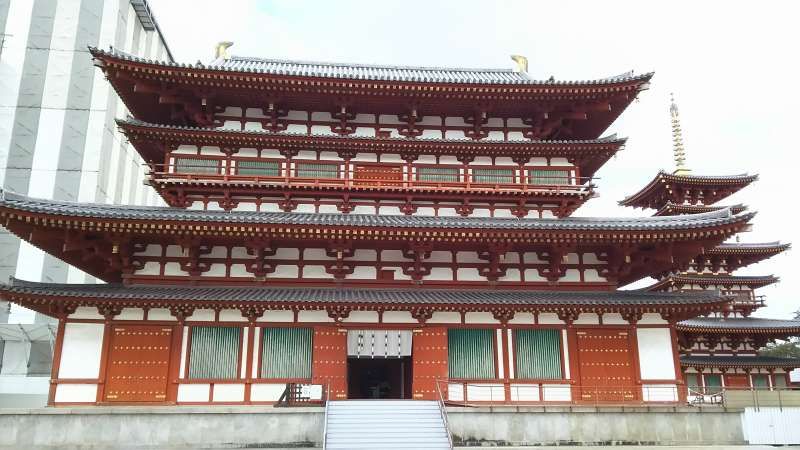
148, 0, 799, 319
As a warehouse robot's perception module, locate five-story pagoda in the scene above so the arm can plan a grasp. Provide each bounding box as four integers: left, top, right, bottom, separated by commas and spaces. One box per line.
622, 96, 799, 393
0, 46, 764, 406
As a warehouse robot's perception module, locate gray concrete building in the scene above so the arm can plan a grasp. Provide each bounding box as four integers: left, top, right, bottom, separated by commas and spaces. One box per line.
0, 0, 171, 406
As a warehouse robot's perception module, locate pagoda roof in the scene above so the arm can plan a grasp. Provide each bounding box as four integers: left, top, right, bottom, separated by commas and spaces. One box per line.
702, 242, 791, 271
90, 47, 651, 139
0, 189, 753, 233
677, 317, 800, 335
653, 202, 748, 217
0, 278, 731, 319
619, 171, 758, 210
647, 274, 779, 291
680, 355, 800, 369
119, 118, 624, 178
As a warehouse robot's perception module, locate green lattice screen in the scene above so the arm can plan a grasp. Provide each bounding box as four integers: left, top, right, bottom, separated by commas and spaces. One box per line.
472, 168, 515, 184
174, 158, 220, 174
260, 328, 312, 379
188, 326, 241, 379
513, 329, 563, 379
236, 160, 281, 176
448, 329, 495, 379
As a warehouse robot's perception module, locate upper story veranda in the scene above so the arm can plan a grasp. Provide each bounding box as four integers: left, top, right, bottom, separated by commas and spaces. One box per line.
93, 48, 650, 215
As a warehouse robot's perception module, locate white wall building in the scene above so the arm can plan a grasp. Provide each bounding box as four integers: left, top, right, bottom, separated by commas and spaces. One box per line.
0, 0, 171, 406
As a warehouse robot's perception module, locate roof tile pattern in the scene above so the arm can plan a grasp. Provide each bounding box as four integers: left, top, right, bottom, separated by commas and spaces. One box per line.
680, 355, 800, 368
1, 278, 726, 306
0, 189, 754, 232
91, 48, 652, 86
677, 317, 800, 334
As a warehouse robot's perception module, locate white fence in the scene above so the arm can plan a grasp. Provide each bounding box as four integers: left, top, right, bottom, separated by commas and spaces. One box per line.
742, 407, 800, 445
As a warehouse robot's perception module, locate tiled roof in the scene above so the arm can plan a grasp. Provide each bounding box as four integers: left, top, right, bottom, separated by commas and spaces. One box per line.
677, 317, 800, 334
711, 242, 791, 253
647, 274, 779, 291
90, 47, 652, 86
680, 355, 800, 368
0, 278, 727, 307
0, 189, 755, 232
620, 170, 758, 208
653, 203, 748, 217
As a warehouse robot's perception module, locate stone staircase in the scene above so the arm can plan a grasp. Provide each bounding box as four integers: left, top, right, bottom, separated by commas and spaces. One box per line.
323, 400, 452, 449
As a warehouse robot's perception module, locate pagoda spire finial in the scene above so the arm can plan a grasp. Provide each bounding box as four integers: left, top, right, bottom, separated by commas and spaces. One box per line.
670, 93, 690, 175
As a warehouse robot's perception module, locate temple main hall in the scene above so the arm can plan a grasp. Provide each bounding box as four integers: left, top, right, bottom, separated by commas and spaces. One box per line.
0, 45, 796, 407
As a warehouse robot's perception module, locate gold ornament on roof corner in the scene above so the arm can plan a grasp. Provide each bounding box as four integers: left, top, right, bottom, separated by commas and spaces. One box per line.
215, 41, 234, 61
510, 55, 528, 73
670, 93, 691, 175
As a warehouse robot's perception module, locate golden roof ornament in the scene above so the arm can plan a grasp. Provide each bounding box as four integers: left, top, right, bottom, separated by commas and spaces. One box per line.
510, 55, 528, 73
670, 93, 691, 175
215, 41, 233, 61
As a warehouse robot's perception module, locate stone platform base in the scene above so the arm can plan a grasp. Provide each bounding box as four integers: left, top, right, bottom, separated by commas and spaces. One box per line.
0, 406, 324, 449
0, 404, 752, 449
447, 406, 746, 447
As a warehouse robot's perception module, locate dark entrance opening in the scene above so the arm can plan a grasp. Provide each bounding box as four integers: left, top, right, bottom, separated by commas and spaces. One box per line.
347, 357, 412, 399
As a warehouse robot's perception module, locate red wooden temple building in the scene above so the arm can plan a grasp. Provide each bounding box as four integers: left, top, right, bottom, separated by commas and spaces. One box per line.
621, 97, 799, 394
0, 46, 795, 406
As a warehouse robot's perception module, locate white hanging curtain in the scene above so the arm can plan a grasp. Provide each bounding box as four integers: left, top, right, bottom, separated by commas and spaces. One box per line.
346, 330, 413, 358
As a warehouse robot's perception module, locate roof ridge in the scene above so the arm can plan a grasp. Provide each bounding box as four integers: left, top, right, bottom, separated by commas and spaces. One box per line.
225, 55, 524, 74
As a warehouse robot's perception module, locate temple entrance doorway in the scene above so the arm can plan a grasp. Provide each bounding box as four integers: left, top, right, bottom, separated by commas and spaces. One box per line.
347, 357, 413, 399
345, 330, 414, 399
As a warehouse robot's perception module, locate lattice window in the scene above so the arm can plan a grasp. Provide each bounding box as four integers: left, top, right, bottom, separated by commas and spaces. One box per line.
416, 166, 460, 182
471, 168, 515, 184
174, 157, 221, 174
236, 160, 281, 177
447, 329, 495, 379
704, 374, 723, 394
188, 326, 241, 379
752, 374, 770, 389
260, 328, 312, 379
513, 329, 562, 379
528, 169, 570, 185
295, 162, 339, 179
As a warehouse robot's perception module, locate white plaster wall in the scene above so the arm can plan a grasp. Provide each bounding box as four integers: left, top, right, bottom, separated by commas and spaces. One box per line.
637, 328, 677, 380
213, 384, 245, 402
54, 384, 97, 403
177, 384, 210, 402
250, 383, 286, 402
59, 323, 104, 378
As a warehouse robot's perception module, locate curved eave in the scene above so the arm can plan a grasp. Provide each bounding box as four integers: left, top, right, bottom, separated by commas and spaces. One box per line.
647, 274, 779, 291
118, 119, 625, 178
0, 278, 731, 319
708, 242, 791, 256
0, 189, 755, 236
91, 47, 653, 88
653, 203, 748, 217
620, 171, 758, 209
677, 318, 800, 335
680, 355, 800, 369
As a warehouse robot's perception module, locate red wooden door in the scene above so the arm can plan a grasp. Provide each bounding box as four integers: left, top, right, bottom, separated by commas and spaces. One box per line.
575, 329, 638, 403
726, 374, 750, 388
311, 327, 348, 400
412, 327, 448, 400
104, 325, 173, 403
354, 164, 403, 187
